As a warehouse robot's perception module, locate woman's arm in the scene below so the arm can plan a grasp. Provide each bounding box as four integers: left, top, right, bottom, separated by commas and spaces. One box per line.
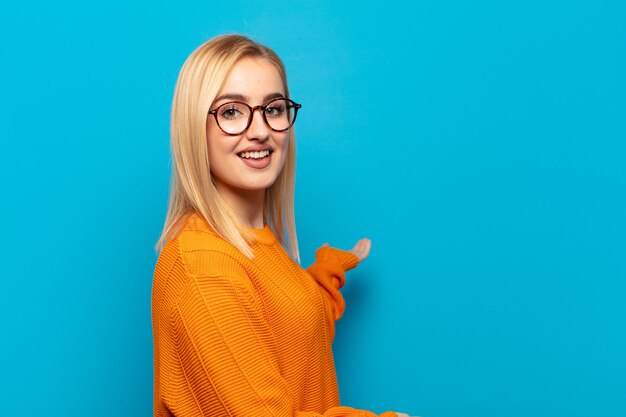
167, 250, 395, 417
305, 239, 371, 339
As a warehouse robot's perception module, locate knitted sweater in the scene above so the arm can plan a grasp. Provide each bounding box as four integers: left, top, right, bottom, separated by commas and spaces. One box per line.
152, 213, 395, 417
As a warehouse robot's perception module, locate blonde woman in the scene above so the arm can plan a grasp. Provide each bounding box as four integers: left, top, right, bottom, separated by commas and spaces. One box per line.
152, 34, 412, 417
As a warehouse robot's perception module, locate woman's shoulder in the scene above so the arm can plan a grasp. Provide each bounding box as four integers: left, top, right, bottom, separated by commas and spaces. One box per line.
162, 213, 248, 276
176, 213, 222, 247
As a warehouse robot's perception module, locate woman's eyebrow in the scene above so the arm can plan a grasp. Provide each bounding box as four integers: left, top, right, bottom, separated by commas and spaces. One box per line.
263, 92, 285, 102
214, 92, 285, 103
214, 93, 247, 102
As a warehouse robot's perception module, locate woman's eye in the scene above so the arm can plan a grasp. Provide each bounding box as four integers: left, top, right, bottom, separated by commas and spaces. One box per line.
265, 105, 285, 118
220, 106, 244, 120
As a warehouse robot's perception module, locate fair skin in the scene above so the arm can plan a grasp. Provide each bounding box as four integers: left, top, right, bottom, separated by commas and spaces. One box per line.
206, 57, 371, 261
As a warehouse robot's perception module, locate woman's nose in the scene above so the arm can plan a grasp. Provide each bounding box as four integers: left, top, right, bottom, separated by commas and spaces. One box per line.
246, 108, 270, 140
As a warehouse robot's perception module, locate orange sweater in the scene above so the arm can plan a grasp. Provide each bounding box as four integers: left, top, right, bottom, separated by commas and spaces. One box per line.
152, 214, 395, 417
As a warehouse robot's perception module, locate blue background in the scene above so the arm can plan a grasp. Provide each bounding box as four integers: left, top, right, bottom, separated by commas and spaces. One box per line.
1, 1, 624, 416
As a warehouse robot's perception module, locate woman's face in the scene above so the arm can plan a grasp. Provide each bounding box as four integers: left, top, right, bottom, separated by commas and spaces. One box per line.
206, 57, 290, 196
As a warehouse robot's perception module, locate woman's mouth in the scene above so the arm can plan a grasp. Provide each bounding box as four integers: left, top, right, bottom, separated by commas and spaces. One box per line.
238, 149, 271, 159
237, 149, 273, 169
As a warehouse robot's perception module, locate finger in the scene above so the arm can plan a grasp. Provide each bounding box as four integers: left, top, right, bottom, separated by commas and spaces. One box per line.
359, 238, 370, 252
358, 238, 372, 259
351, 238, 371, 262
352, 238, 367, 252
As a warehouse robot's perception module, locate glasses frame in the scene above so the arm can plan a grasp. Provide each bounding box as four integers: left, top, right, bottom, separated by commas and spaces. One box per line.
208, 98, 302, 136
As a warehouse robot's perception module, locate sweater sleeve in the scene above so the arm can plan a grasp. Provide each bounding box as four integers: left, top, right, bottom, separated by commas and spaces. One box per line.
168, 250, 393, 417
306, 247, 359, 325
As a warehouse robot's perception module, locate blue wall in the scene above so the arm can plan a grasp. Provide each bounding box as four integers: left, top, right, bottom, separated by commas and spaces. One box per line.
1, 1, 624, 416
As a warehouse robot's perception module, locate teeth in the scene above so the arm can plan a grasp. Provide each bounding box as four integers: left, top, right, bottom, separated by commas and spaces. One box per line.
239, 150, 270, 159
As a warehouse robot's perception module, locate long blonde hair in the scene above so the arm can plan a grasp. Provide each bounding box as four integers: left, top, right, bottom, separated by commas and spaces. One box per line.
155, 34, 299, 261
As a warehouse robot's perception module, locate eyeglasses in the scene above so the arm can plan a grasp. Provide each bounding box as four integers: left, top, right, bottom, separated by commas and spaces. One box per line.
208, 98, 302, 136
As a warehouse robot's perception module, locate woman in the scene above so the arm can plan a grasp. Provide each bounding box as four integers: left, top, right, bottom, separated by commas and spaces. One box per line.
152, 34, 410, 417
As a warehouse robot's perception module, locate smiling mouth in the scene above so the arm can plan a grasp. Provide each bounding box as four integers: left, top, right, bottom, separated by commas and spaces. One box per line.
238, 150, 272, 159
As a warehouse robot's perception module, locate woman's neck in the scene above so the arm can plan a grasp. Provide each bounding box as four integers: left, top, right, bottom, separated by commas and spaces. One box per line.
215, 181, 265, 229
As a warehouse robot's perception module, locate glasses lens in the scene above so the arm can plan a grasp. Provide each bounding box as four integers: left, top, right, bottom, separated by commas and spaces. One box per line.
264, 99, 296, 131
216, 102, 250, 134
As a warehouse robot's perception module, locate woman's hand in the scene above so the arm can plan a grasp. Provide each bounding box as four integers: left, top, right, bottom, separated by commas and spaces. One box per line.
320, 238, 371, 262
349, 237, 371, 262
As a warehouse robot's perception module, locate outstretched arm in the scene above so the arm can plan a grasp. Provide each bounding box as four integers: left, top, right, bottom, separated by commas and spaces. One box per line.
167, 250, 396, 417
305, 238, 371, 342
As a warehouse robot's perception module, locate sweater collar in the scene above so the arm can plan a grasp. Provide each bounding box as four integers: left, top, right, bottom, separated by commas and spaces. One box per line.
248, 224, 276, 245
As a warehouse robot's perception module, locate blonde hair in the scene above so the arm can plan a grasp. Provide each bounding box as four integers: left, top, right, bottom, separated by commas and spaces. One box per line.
155, 34, 299, 261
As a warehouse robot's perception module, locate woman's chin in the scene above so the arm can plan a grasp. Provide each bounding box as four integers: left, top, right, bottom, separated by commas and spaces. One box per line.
215, 176, 279, 194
